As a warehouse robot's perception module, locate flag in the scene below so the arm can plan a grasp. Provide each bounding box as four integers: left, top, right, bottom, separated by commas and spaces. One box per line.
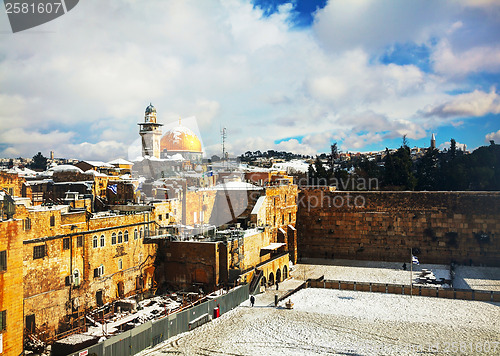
108, 184, 117, 195
412, 255, 419, 265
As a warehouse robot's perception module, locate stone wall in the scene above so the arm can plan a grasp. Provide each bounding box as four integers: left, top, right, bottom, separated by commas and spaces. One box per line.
158, 240, 224, 291
22, 207, 158, 339
297, 189, 500, 266
0, 219, 24, 356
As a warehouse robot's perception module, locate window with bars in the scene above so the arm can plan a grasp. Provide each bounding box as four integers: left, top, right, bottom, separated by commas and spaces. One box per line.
93, 236, 98, 248
124, 231, 129, 242
100, 235, 105, 247
111, 233, 117, 245
63, 238, 70, 250
33, 245, 46, 259
0, 250, 6, 271
118, 232, 123, 244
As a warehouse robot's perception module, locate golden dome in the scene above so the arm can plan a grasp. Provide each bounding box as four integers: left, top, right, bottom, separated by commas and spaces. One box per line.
160, 125, 202, 153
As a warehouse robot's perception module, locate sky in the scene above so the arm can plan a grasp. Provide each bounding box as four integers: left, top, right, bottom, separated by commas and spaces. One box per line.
0, 0, 500, 160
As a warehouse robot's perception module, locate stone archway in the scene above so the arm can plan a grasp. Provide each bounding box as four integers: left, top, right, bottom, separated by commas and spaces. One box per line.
268, 272, 275, 285
276, 268, 282, 283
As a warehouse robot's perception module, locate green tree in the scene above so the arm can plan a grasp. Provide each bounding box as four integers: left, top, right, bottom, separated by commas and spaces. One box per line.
30, 152, 48, 170
416, 148, 440, 190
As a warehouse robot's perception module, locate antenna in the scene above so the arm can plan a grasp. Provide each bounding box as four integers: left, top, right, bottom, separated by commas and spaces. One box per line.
221, 127, 227, 162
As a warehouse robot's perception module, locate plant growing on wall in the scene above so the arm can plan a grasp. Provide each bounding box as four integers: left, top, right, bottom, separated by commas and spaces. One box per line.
474, 231, 491, 244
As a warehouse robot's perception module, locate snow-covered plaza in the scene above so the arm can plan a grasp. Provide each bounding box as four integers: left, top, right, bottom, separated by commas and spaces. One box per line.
141, 284, 500, 356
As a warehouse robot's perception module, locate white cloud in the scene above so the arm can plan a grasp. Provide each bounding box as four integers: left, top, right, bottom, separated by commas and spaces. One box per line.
485, 129, 500, 143
0, 0, 499, 158
424, 88, 500, 118
432, 40, 500, 76
438, 140, 468, 151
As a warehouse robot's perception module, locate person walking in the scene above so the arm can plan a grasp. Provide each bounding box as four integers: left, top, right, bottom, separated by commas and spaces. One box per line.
250, 295, 255, 307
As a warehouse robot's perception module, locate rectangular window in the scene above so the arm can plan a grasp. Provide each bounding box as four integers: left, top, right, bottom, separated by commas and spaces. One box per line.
77, 236, 83, 247
63, 238, 70, 250
0, 310, 6, 331
23, 217, 31, 231
0, 250, 6, 271
50, 215, 55, 227
158, 214, 162, 221
289, 213, 291, 223
33, 245, 46, 259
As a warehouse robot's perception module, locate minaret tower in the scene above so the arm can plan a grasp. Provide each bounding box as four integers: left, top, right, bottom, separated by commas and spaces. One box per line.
430, 133, 436, 149
138, 103, 163, 158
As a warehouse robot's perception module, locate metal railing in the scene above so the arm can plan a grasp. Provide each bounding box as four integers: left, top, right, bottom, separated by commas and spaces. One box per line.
68, 284, 249, 356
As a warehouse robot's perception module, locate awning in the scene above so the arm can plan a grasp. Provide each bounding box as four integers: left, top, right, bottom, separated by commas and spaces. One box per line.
261, 242, 286, 251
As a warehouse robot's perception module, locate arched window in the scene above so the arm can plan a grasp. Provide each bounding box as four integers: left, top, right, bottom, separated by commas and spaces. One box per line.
145, 225, 149, 237
118, 232, 123, 244
93, 235, 98, 248
139, 228, 143, 238
124, 231, 129, 242
134, 229, 138, 240
100, 234, 105, 247
111, 233, 117, 245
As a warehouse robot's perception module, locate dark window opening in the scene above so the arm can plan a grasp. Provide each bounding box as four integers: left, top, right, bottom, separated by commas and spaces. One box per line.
50, 215, 55, 227
0, 250, 6, 271
96, 290, 104, 306
0, 310, 6, 331
33, 245, 46, 259
26, 314, 35, 333
63, 238, 70, 250
77, 236, 83, 247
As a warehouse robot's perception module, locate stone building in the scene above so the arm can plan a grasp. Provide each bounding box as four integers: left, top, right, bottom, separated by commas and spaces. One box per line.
0, 210, 24, 355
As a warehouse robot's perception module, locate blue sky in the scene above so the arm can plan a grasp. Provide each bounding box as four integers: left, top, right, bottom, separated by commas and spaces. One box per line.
0, 0, 499, 160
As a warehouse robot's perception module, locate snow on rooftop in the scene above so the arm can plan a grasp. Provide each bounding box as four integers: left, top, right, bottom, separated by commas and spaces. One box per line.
85, 169, 107, 177
169, 153, 185, 161
108, 158, 134, 166
81, 160, 114, 168
49, 165, 84, 173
